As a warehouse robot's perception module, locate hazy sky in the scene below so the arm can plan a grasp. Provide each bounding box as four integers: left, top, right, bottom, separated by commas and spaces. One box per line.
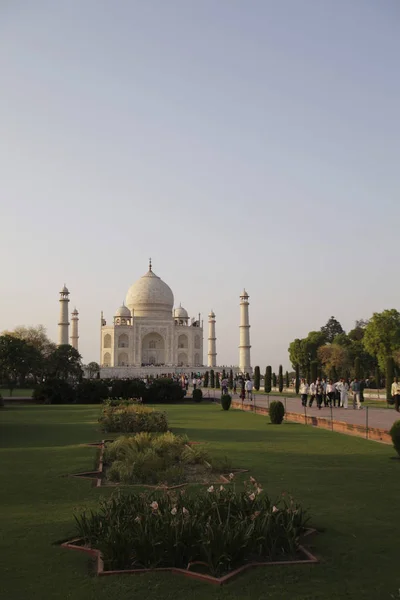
1, 1, 399, 370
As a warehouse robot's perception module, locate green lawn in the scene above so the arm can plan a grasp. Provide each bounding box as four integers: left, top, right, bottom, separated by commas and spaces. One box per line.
0, 388, 33, 397
0, 403, 399, 599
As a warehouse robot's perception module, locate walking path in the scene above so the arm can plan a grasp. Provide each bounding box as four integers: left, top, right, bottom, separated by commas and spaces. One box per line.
203, 389, 399, 432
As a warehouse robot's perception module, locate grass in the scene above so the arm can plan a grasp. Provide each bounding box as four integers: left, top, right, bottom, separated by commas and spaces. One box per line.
0, 387, 33, 397
0, 403, 399, 599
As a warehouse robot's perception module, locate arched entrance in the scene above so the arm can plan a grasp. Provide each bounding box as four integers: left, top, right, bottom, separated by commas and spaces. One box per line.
142, 332, 165, 366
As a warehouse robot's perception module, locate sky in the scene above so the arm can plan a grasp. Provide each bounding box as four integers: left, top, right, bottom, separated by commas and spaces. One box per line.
1, 0, 399, 370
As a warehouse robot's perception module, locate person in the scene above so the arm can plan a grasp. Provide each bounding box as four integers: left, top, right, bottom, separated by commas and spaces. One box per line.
221, 377, 229, 395
322, 378, 328, 407
315, 378, 324, 410
233, 379, 237, 394
299, 378, 309, 407
391, 377, 400, 412
309, 380, 316, 407
350, 378, 362, 410
326, 380, 335, 407
336, 378, 349, 409
192, 377, 197, 391
240, 378, 246, 402
245, 378, 253, 400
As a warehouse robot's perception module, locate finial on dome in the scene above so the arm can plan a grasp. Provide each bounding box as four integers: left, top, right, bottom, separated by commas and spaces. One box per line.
149, 257, 152, 272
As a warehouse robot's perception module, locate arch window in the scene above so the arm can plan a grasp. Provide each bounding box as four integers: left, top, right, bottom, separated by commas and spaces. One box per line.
118, 352, 129, 366
178, 334, 188, 349
104, 334, 112, 349
118, 333, 129, 348
194, 335, 200, 349
103, 352, 111, 367
149, 340, 156, 349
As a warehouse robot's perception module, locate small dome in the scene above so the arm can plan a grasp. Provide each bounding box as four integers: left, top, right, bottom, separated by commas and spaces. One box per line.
125, 266, 174, 318
71, 307, 79, 316
208, 310, 215, 318
60, 284, 69, 294
174, 304, 188, 319
115, 304, 131, 317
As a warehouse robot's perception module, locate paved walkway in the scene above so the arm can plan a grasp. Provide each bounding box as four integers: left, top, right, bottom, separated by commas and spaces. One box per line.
202, 390, 399, 432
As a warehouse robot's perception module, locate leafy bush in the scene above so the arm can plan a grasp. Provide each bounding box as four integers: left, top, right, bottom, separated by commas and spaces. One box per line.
278, 365, 283, 393
144, 379, 185, 403
192, 388, 203, 403
389, 420, 400, 457
269, 400, 285, 424
0, 392, 4, 408
254, 366, 260, 391
74, 479, 309, 576
110, 379, 146, 401
33, 379, 76, 404
265, 366, 272, 393
221, 394, 232, 411
103, 432, 211, 485
99, 404, 168, 433
103, 397, 138, 407
76, 380, 109, 404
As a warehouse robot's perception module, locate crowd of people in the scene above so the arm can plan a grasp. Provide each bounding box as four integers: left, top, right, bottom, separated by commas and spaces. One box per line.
300, 377, 365, 410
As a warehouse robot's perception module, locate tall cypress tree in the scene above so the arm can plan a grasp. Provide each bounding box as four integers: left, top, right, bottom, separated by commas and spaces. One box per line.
203, 371, 209, 388
222, 369, 226, 379
386, 357, 394, 401
285, 370, 289, 388
272, 372, 277, 388
210, 369, 215, 388
295, 364, 300, 394
254, 366, 260, 391
228, 369, 233, 390
265, 366, 272, 393
310, 360, 318, 384
278, 365, 283, 393
216, 372, 220, 388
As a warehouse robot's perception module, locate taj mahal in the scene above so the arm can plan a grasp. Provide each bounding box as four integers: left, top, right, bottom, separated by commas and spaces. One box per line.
57, 261, 252, 377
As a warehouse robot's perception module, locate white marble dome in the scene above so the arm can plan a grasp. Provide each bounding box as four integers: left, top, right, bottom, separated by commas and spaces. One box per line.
115, 304, 131, 317
174, 304, 188, 319
125, 268, 174, 318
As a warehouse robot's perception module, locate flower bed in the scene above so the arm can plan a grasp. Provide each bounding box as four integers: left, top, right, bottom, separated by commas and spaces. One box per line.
99, 404, 168, 433
102, 432, 231, 486
69, 480, 314, 581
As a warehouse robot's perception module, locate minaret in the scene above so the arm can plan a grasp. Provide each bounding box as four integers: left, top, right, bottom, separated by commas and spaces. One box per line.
239, 289, 251, 374
208, 310, 217, 367
58, 285, 70, 345
70, 308, 79, 351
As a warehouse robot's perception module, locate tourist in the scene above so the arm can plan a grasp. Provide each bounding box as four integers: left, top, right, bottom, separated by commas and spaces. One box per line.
192, 377, 197, 391
336, 378, 349, 409
350, 378, 362, 410
391, 377, 400, 412
221, 377, 229, 395
233, 379, 237, 394
245, 378, 253, 400
240, 378, 246, 402
322, 378, 328, 406
315, 378, 324, 410
299, 378, 309, 407
309, 380, 316, 407
326, 380, 335, 407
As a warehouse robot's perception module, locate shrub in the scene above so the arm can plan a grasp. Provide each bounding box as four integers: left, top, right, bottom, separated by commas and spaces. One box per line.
389, 420, 400, 457
216, 373, 220, 388
285, 371, 289, 389
33, 379, 76, 404
269, 400, 285, 424
254, 366, 260, 391
203, 371, 209, 388
210, 370, 215, 388
221, 394, 232, 411
99, 404, 168, 433
265, 366, 272, 393
144, 379, 185, 403
278, 365, 283, 393
272, 372, 277, 388
74, 480, 309, 576
110, 379, 146, 400
76, 380, 109, 404
192, 388, 203, 403
0, 392, 3, 408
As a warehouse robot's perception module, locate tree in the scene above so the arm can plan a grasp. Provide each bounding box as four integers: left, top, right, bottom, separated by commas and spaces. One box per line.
45, 345, 83, 381
375, 366, 380, 390
363, 310, 400, 371
222, 369, 226, 379
210, 369, 215, 388
2, 324, 55, 357
354, 357, 361, 379
0, 335, 42, 393
285, 371, 289, 388
386, 356, 394, 401
288, 338, 309, 372
203, 371, 209, 388
295, 364, 300, 394
318, 344, 349, 378
86, 362, 100, 379
215, 372, 220, 388
265, 366, 271, 393
228, 369, 233, 390
272, 372, 277, 388
321, 316, 344, 343
254, 366, 260, 391
278, 365, 283, 393
310, 360, 318, 384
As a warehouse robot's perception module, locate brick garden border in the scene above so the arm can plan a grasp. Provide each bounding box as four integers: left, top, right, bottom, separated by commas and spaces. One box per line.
231, 401, 392, 444
61, 528, 318, 585
69, 441, 248, 489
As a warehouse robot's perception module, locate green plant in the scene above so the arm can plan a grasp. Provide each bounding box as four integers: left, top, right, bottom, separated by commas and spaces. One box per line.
269, 400, 285, 424
278, 365, 283, 393
0, 392, 3, 408
192, 388, 203, 403
310, 360, 318, 384
295, 365, 300, 394
354, 357, 361, 380
254, 366, 260, 391
229, 369, 233, 390
285, 370, 289, 388
216, 373, 220, 388
210, 369, 215, 388
32, 379, 76, 404
74, 480, 309, 577
221, 394, 232, 411
386, 357, 394, 401
76, 379, 109, 404
265, 366, 272, 393
389, 420, 400, 457
99, 404, 168, 433
203, 371, 209, 388
272, 372, 277, 387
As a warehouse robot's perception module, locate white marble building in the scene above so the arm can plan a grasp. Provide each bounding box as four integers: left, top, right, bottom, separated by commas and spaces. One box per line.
100, 262, 204, 377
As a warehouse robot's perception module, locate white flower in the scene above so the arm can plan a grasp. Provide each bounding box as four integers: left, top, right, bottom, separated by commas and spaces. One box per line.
229, 473, 234, 480
207, 485, 214, 493
134, 516, 141, 523
248, 493, 256, 501
182, 507, 189, 515
150, 501, 159, 511
170, 507, 177, 515
256, 487, 262, 495
219, 485, 225, 492
272, 505, 278, 513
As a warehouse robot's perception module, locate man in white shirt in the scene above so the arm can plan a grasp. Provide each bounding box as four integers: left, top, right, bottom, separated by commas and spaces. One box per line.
299, 378, 309, 407
308, 381, 316, 407
391, 377, 400, 412
245, 379, 253, 401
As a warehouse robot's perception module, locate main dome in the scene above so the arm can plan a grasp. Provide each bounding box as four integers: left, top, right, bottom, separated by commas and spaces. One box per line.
125, 267, 174, 318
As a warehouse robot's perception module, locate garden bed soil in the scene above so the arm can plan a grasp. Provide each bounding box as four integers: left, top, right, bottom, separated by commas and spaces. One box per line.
61, 528, 318, 585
